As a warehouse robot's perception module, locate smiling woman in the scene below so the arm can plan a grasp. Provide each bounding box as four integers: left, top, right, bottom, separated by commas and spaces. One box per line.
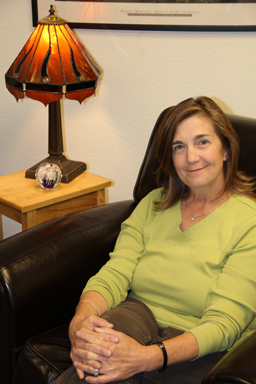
52, 97, 256, 384
155, 97, 254, 211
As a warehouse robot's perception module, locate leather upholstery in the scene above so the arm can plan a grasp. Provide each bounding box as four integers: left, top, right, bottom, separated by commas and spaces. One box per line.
202, 331, 256, 384
0, 110, 256, 384
0, 201, 135, 384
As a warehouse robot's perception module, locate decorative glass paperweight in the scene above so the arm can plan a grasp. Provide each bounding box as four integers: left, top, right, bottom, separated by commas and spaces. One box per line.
35, 163, 62, 189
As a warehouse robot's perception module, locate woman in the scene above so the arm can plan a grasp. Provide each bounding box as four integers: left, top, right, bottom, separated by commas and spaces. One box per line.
55, 97, 256, 384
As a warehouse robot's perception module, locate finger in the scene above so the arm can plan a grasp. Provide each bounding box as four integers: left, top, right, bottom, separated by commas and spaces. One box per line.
73, 352, 102, 370
94, 326, 119, 336
94, 327, 120, 342
75, 358, 102, 370
71, 348, 102, 373
76, 330, 118, 349
76, 329, 99, 344
74, 344, 111, 361
74, 360, 98, 377
73, 338, 107, 357
87, 316, 114, 330
97, 331, 119, 344
86, 359, 102, 369
75, 329, 110, 349
85, 373, 116, 384
74, 329, 118, 359
76, 367, 85, 380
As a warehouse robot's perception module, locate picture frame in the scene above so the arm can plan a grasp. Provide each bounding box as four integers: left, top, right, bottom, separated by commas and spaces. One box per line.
32, 0, 256, 31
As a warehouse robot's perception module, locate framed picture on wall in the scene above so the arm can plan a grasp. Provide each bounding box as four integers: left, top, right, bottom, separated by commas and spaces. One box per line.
32, 0, 256, 31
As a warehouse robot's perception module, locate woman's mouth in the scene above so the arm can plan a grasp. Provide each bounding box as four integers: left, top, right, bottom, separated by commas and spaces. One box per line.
187, 167, 206, 174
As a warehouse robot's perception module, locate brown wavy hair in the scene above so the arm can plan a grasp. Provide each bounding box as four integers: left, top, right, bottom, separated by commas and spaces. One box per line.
155, 96, 256, 210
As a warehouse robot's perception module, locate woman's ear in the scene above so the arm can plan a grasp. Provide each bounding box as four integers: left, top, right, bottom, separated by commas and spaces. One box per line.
223, 150, 228, 161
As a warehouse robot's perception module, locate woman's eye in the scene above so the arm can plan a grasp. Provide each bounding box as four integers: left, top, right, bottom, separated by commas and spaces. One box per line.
199, 140, 209, 146
173, 144, 184, 152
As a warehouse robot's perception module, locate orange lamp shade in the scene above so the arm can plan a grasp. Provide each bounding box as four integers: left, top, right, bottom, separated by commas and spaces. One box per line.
5, 7, 102, 106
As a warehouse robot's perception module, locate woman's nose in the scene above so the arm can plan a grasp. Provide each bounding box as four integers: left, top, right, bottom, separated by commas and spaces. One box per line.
186, 147, 199, 163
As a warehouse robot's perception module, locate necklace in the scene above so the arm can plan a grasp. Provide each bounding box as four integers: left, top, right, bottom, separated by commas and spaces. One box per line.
185, 198, 226, 221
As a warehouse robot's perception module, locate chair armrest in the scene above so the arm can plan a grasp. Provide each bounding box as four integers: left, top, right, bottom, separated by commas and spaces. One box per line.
202, 331, 256, 384
0, 200, 135, 383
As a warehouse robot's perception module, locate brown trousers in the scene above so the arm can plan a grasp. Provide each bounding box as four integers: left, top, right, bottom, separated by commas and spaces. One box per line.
53, 298, 226, 384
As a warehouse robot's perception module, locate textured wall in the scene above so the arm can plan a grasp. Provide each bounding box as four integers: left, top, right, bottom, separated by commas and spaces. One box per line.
1, 0, 256, 239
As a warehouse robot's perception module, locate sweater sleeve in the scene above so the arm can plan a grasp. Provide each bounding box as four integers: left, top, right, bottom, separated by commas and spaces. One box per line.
82, 190, 159, 309
190, 215, 256, 358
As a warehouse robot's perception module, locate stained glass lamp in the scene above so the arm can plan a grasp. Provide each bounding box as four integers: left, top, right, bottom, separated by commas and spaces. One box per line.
5, 5, 102, 183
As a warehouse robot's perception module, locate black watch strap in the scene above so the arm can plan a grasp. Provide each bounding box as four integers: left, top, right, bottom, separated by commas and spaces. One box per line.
155, 341, 168, 373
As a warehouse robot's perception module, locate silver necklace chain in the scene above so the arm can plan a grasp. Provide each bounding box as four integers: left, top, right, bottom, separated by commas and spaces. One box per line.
185, 199, 226, 221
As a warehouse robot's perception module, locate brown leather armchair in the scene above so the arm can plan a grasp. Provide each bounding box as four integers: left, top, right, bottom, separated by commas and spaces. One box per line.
0, 108, 256, 384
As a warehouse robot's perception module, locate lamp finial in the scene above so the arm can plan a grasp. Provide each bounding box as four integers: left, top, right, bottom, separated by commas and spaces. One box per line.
49, 5, 55, 16
38, 5, 66, 25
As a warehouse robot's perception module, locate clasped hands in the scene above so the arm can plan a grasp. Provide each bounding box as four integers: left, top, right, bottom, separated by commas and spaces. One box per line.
70, 315, 147, 383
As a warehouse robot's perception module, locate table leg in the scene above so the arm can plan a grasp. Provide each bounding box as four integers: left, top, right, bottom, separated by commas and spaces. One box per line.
0, 214, 3, 241
96, 189, 107, 205
21, 211, 37, 231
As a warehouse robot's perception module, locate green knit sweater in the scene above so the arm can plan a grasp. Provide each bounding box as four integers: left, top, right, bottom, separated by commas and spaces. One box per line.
84, 188, 256, 357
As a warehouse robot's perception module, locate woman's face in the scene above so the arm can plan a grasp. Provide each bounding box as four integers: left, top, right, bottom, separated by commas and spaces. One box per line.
172, 114, 227, 195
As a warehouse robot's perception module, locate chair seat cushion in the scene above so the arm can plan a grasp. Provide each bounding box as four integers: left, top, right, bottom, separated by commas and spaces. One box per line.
12, 324, 72, 384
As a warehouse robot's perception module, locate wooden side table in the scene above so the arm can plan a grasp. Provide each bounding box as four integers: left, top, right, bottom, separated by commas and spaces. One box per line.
0, 171, 113, 241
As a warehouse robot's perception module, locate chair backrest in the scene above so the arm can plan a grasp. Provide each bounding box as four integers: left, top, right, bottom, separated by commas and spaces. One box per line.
134, 108, 256, 203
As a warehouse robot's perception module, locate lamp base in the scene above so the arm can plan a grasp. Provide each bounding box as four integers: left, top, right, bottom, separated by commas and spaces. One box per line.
25, 155, 87, 183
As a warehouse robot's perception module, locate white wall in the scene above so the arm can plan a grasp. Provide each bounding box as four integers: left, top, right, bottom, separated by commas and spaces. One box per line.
1, 0, 256, 239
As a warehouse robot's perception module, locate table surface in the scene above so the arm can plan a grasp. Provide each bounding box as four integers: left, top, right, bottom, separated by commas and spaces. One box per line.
0, 171, 113, 213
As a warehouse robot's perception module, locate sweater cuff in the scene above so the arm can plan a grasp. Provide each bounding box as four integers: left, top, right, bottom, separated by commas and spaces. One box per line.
189, 323, 226, 358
